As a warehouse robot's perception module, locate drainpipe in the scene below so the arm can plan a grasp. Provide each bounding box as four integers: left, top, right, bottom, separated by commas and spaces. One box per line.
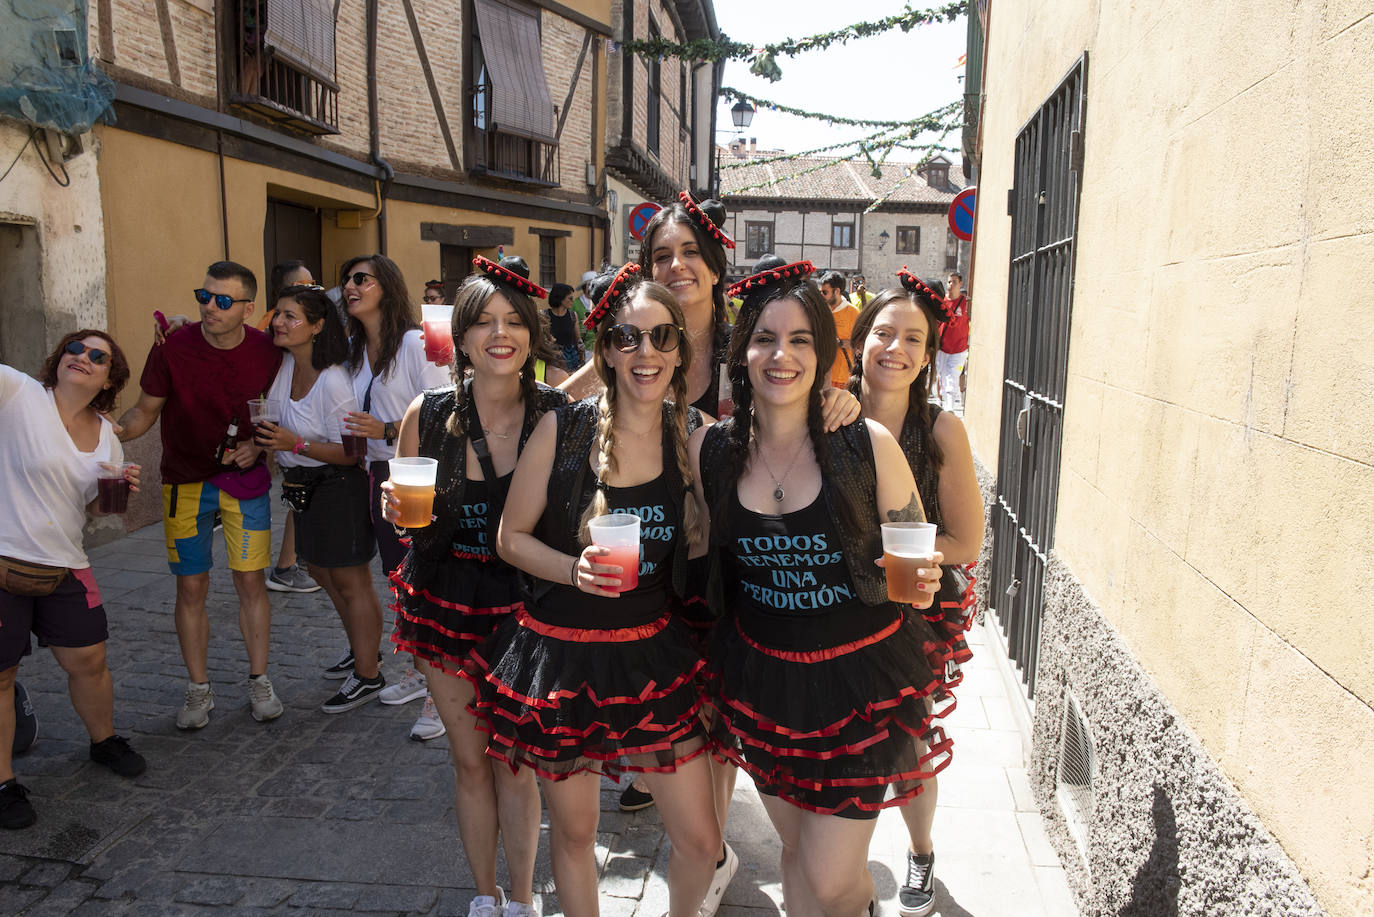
367, 0, 393, 254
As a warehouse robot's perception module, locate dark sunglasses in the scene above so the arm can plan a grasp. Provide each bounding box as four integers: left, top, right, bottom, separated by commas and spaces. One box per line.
194, 288, 253, 310
64, 340, 110, 365
344, 271, 375, 287
608, 322, 683, 354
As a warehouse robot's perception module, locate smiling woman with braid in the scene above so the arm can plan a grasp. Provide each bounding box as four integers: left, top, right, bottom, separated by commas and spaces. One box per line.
688, 256, 948, 917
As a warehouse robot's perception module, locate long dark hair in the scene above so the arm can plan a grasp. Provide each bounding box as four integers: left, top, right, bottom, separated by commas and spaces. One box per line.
638, 200, 731, 360
40, 329, 130, 414
847, 289, 945, 469
280, 286, 348, 371
342, 253, 416, 380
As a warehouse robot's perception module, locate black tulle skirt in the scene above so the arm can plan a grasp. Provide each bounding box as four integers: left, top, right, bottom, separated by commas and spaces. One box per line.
389, 548, 520, 677
918, 564, 978, 704
705, 603, 954, 819
465, 606, 708, 780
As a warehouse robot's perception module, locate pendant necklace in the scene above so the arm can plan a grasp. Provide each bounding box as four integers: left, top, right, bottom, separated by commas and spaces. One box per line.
757, 436, 808, 503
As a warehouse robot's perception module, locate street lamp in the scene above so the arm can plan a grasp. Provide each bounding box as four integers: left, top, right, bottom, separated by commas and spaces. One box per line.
731, 100, 755, 131
878, 229, 890, 251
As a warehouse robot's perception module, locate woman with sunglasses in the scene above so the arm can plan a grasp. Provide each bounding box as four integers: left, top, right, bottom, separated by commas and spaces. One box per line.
1, 332, 147, 830
335, 255, 450, 735
847, 271, 983, 917
379, 256, 566, 917
253, 285, 387, 713
689, 258, 947, 916
474, 266, 720, 916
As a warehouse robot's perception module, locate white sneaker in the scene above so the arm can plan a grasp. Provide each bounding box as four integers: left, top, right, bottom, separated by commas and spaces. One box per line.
248, 674, 284, 722
503, 901, 539, 917
698, 842, 738, 917
379, 667, 427, 705
410, 693, 447, 741
176, 681, 214, 730
469, 888, 506, 917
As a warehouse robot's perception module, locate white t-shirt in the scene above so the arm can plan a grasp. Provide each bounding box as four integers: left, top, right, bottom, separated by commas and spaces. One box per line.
349, 329, 450, 463
0, 364, 122, 568
267, 356, 359, 469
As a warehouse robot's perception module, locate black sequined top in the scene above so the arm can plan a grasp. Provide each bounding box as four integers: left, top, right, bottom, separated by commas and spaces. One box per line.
899, 405, 944, 530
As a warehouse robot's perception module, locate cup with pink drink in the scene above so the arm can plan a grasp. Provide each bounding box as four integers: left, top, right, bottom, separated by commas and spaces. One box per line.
716, 363, 734, 419
588, 513, 641, 593
422, 303, 454, 365
96, 462, 135, 514
248, 397, 280, 447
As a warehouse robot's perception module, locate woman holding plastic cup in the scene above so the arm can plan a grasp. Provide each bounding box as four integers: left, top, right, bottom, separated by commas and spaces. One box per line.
1, 331, 146, 830
847, 270, 985, 915
687, 258, 945, 915
479, 265, 721, 916
378, 255, 567, 917
254, 285, 386, 714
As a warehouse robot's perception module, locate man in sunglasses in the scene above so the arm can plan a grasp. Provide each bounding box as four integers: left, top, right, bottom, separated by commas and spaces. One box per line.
118, 261, 285, 730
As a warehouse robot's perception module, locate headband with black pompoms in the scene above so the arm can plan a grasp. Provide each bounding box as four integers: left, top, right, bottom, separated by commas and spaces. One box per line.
678, 190, 735, 250
583, 262, 642, 330
473, 255, 548, 300
897, 267, 951, 321
726, 255, 814, 301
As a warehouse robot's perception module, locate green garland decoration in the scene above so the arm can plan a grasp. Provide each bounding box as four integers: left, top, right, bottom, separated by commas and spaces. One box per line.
721, 87, 961, 131
616, 1, 966, 82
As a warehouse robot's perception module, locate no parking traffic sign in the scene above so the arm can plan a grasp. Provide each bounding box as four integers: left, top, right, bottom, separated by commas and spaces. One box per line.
948, 187, 977, 241
628, 202, 662, 241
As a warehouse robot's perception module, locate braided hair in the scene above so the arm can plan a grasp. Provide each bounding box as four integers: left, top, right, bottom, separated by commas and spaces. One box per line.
577, 265, 704, 548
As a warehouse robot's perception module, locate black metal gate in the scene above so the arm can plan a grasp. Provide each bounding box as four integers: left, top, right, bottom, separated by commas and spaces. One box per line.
989, 54, 1088, 697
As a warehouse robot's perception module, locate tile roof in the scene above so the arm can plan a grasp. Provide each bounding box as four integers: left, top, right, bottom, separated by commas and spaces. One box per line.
720, 150, 963, 205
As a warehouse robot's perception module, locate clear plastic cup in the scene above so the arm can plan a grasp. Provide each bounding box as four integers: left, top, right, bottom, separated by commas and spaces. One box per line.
96, 462, 134, 514
341, 418, 367, 459
587, 513, 641, 592
249, 398, 280, 446
421, 303, 454, 365
389, 457, 439, 528
880, 522, 937, 604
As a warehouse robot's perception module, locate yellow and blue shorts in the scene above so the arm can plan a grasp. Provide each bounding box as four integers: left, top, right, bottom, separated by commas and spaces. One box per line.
162, 482, 271, 576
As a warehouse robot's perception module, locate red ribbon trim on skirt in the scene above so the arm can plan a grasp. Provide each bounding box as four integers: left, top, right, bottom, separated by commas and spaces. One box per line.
480, 726, 711, 782
389, 570, 521, 616
465, 645, 706, 709
389, 599, 507, 643
389, 631, 479, 677
513, 606, 670, 643
735, 613, 902, 662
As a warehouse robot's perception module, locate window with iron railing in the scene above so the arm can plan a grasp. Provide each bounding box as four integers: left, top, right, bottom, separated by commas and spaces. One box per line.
232, 0, 339, 135
468, 0, 560, 186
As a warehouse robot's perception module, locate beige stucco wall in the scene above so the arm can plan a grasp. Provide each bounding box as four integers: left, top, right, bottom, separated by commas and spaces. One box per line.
966, 2, 1374, 914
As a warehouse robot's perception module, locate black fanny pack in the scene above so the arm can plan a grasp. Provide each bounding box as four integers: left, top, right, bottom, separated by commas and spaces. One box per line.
281, 465, 344, 514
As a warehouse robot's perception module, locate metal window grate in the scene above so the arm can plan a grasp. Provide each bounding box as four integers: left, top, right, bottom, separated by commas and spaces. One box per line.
1055, 688, 1095, 862
987, 53, 1087, 697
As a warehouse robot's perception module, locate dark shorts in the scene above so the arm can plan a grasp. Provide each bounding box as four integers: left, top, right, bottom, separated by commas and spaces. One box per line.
289, 465, 377, 569
0, 568, 109, 670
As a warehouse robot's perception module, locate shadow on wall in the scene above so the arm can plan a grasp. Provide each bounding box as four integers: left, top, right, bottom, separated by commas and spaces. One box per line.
1121, 782, 1181, 916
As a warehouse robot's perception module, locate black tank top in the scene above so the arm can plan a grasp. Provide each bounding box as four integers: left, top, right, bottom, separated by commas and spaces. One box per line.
451, 474, 512, 560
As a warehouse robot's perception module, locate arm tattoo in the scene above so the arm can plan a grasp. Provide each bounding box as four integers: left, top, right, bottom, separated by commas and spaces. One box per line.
887, 493, 926, 523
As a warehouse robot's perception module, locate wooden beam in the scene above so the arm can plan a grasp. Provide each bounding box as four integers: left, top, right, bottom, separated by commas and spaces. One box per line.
98, 0, 115, 63
554, 31, 593, 143
421, 224, 516, 247
153, 0, 181, 87
400, 0, 461, 171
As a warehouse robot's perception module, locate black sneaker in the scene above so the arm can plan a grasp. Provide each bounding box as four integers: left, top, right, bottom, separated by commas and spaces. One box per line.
323, 649, 382, 680
12, 681, 37, 755
618, 781, 656, 812
320, 673, 385, 714
0, 780, 36, 830
90, 734, 147, 777
898, 850, 935, 917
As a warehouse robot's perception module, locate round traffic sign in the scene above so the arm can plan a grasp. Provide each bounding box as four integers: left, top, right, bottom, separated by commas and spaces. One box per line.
948, 187, 977, 241
628, 202, 662, 241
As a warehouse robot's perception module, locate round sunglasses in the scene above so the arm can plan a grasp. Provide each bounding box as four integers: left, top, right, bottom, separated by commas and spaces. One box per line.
608, 322, 683, 354
194, 288, 254, 310
64, 340, 110, 365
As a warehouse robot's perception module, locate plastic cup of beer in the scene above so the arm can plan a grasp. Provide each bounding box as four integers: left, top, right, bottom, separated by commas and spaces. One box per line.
881, 522, 937, 604
341, 418, 368, 459
96, 462, 134, 514
388, 457, 439, 528
587, 513, 641, 593
421, 303, 454, 365
716, 363, 734, 419
249, 398, 280, 446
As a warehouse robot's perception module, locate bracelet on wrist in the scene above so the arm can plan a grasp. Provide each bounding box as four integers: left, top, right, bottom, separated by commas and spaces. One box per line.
570, 556, 579, 587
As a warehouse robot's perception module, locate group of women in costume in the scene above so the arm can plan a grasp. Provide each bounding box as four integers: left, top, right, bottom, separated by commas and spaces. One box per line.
375, 192, 984, 917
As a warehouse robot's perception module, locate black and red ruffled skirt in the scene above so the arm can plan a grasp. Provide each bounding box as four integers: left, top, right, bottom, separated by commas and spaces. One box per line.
389, 548, 520, 677
465, 607, 708, 781
704, 602, 954, 819
917, 564, 978, 707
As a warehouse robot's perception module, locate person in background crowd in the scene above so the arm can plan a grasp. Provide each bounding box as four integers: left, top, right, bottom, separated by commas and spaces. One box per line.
423, 280, 446, 305
850, 273, 873, 308
849, 271, 984, 916
338, 254, 451, 739
255, 285, 385, 714
573, 270, 597, 350
382, 255, 565, 917
935, 273, 970, 412
545, 282, 586, 372
119, 261, 284, 731
2, 332, 147, 829
819, 270, 860, 388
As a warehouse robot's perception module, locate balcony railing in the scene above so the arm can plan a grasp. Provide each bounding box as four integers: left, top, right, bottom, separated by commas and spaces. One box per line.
231, 0, 339, 136
470, 82, 558, 186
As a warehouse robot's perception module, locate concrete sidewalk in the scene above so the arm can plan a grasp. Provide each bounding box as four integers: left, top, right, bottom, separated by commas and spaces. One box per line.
2, 505, 1078, 916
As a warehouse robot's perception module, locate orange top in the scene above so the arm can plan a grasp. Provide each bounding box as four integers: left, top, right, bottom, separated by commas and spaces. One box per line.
829, 302, 860, 387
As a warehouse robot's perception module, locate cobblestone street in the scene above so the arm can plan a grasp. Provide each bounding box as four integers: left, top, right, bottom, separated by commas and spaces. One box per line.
2, 507, 1076, 916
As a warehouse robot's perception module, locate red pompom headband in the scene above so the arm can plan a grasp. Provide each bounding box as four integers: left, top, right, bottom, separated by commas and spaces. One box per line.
678, 190, 735, 250
726, 260, 814, 301
897, 266, 951, 321
582, 262, 642, 330
472, 256, 548, 299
